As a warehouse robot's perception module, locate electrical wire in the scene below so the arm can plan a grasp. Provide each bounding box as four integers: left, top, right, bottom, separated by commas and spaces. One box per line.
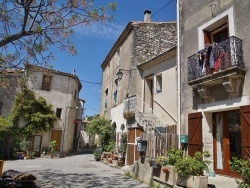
144, 0, 175, 22
80, 80, 101, 85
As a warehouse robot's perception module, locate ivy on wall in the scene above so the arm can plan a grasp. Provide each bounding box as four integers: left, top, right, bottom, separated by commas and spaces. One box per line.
11, 88, 57, 137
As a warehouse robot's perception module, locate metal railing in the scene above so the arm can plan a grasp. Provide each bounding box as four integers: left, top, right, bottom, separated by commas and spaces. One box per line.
123, 95, 166, 133
188, 36, 244, 82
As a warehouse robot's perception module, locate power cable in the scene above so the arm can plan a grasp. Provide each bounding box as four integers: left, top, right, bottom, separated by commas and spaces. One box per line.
144, 0, 175, 22
80, 80, 101, 85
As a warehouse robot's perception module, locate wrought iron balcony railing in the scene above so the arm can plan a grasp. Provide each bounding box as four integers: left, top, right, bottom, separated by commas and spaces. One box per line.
188, 36, 244, 82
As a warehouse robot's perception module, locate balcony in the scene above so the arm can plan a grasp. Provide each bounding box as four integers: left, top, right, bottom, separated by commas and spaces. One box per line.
123, 95, 137, 119
187, 36, 245, 88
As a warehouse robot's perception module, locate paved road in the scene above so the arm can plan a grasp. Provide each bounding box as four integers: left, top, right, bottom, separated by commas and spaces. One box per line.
2, 153, 150, 188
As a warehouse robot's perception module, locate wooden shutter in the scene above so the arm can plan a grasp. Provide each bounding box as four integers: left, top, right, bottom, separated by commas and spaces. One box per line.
127, 129, 135, 165
188, 112, 203, 157
42, 75, 52, 91
240, 105, 250, 159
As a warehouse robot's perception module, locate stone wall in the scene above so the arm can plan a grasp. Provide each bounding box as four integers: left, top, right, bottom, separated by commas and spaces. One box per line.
133, 22, 177, 66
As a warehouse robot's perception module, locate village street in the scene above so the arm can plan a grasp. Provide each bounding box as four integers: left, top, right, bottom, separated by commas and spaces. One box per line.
2, 150, 150, 188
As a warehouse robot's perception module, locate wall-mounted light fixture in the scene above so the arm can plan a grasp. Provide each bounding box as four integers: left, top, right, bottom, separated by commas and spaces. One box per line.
116, 69, 131, 81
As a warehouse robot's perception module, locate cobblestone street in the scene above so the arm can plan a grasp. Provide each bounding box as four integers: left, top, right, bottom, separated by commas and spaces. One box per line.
2, 152, 150, 188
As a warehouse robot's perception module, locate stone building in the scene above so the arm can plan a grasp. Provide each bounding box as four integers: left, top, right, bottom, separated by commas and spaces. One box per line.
100, 10, 177, 165
0, 64, 83, 157
179, 0, 250, 177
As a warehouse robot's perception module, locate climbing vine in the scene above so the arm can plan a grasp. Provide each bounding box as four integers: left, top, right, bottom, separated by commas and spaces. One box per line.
11, 88, 57, 138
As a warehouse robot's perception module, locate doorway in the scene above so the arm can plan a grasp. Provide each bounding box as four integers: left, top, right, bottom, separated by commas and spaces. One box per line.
213, 110, 242, 176
144, 75, 154, 111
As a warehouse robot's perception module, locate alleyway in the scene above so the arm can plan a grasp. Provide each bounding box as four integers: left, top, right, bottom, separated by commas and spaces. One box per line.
2, 150, 150, 188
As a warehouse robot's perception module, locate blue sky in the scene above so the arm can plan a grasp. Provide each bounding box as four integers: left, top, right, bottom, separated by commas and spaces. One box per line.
51, 0, 177, 117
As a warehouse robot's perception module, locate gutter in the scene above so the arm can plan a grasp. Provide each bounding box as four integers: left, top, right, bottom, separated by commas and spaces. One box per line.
177, 0, 181, 148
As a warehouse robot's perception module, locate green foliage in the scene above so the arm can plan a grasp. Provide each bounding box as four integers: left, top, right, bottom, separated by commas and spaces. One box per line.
86, 116, 115, 151
0, 116, 15, 141
19, 137, 31, 156
230, 157, 250, 187
166, 147, 183, 166
151, 147, 183, 166
123, 171, 133, 178
175, 151, 211, 177
118, 133, 127, 158
105, 141, 115, 152
11, 88, 57, 138
49, 140, 57, 154
93, 147, 102, 161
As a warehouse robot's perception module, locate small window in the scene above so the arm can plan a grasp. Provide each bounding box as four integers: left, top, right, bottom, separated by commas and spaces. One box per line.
74, 90, 77, 100
56, 108, 62, 119
41, 75, 52, 91
156, 74, 162, 93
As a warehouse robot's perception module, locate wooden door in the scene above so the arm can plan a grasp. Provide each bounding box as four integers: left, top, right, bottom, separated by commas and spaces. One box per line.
126, 128, 143, 165
213, 110, 241, 176
188, 112, 203, 157
240, 105, 250, 159
50, 130, 62, 152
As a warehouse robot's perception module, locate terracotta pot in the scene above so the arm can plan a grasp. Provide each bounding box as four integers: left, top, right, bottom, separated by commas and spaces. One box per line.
162, 166, 169, 173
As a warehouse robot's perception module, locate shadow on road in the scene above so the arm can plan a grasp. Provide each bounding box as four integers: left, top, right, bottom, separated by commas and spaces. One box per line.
29, 169, 147, 188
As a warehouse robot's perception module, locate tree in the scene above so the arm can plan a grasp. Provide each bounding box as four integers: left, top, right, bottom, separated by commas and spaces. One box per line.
11, 87, 57, 137
85, 116, 115, 151
0, 0, 116, 69
0, 115, 15, 159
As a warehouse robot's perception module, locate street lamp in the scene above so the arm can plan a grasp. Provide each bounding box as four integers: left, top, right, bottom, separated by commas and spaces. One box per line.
116, 69, 131, 81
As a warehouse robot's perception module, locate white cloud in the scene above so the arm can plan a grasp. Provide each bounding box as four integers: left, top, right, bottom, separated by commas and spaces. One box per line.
74, 22, 125, 41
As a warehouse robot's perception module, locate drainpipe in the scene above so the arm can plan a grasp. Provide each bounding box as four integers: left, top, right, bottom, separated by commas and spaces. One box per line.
177, 0, 181, 149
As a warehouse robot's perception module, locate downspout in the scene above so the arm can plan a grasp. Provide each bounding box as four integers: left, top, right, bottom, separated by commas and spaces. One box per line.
177, 0, 181, 148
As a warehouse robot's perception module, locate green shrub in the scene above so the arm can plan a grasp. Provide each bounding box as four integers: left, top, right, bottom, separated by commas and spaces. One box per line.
166, 147, 183, 166
93, 147, 102, 161
230, 157, 250, 187
175, 151, 211, 177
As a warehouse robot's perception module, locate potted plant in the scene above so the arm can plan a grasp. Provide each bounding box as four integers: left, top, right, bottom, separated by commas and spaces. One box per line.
175, 151, 211, 188
93, 147, 102, 161
229, 157, 250, 187
49, 140, 57, 158
20, 138, 31, 159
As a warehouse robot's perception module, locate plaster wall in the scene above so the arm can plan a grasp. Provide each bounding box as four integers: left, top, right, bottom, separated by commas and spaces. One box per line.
28, 71, 80, 154
179, 0, 250, 134
142, 57, 177, 125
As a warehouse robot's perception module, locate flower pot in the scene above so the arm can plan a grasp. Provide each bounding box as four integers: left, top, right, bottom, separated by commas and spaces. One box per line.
162, 166, 169, 173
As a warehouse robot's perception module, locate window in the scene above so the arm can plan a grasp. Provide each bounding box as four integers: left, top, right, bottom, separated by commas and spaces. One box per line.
105, 88, 108, 109
156, 74, 162, 93
56, 108, 62, 119
74, 90, 77, 100
198, 7, 235, 49
41, 75, 52, 91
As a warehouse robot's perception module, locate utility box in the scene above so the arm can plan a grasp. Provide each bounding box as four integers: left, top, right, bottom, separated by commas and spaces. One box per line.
180, 135, 188, 144
137, 140, 147, 152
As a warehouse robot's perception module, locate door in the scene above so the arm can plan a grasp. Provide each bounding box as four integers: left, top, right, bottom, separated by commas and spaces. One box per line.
32, 135, 42, 157
240, 105, 250, 159
50, 130, 62, 152
126, 128, 143, 165
144, 75, 154, 111
213, 110, 242, 176
188, 112, 203, 157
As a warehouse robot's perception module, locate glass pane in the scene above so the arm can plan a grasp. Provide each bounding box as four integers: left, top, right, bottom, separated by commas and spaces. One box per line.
33, 136, 41, 152
216, 114, 224, 169
228, 111, 242, 160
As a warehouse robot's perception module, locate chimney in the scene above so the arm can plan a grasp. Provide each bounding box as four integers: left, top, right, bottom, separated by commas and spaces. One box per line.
144, 10, 151, 23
